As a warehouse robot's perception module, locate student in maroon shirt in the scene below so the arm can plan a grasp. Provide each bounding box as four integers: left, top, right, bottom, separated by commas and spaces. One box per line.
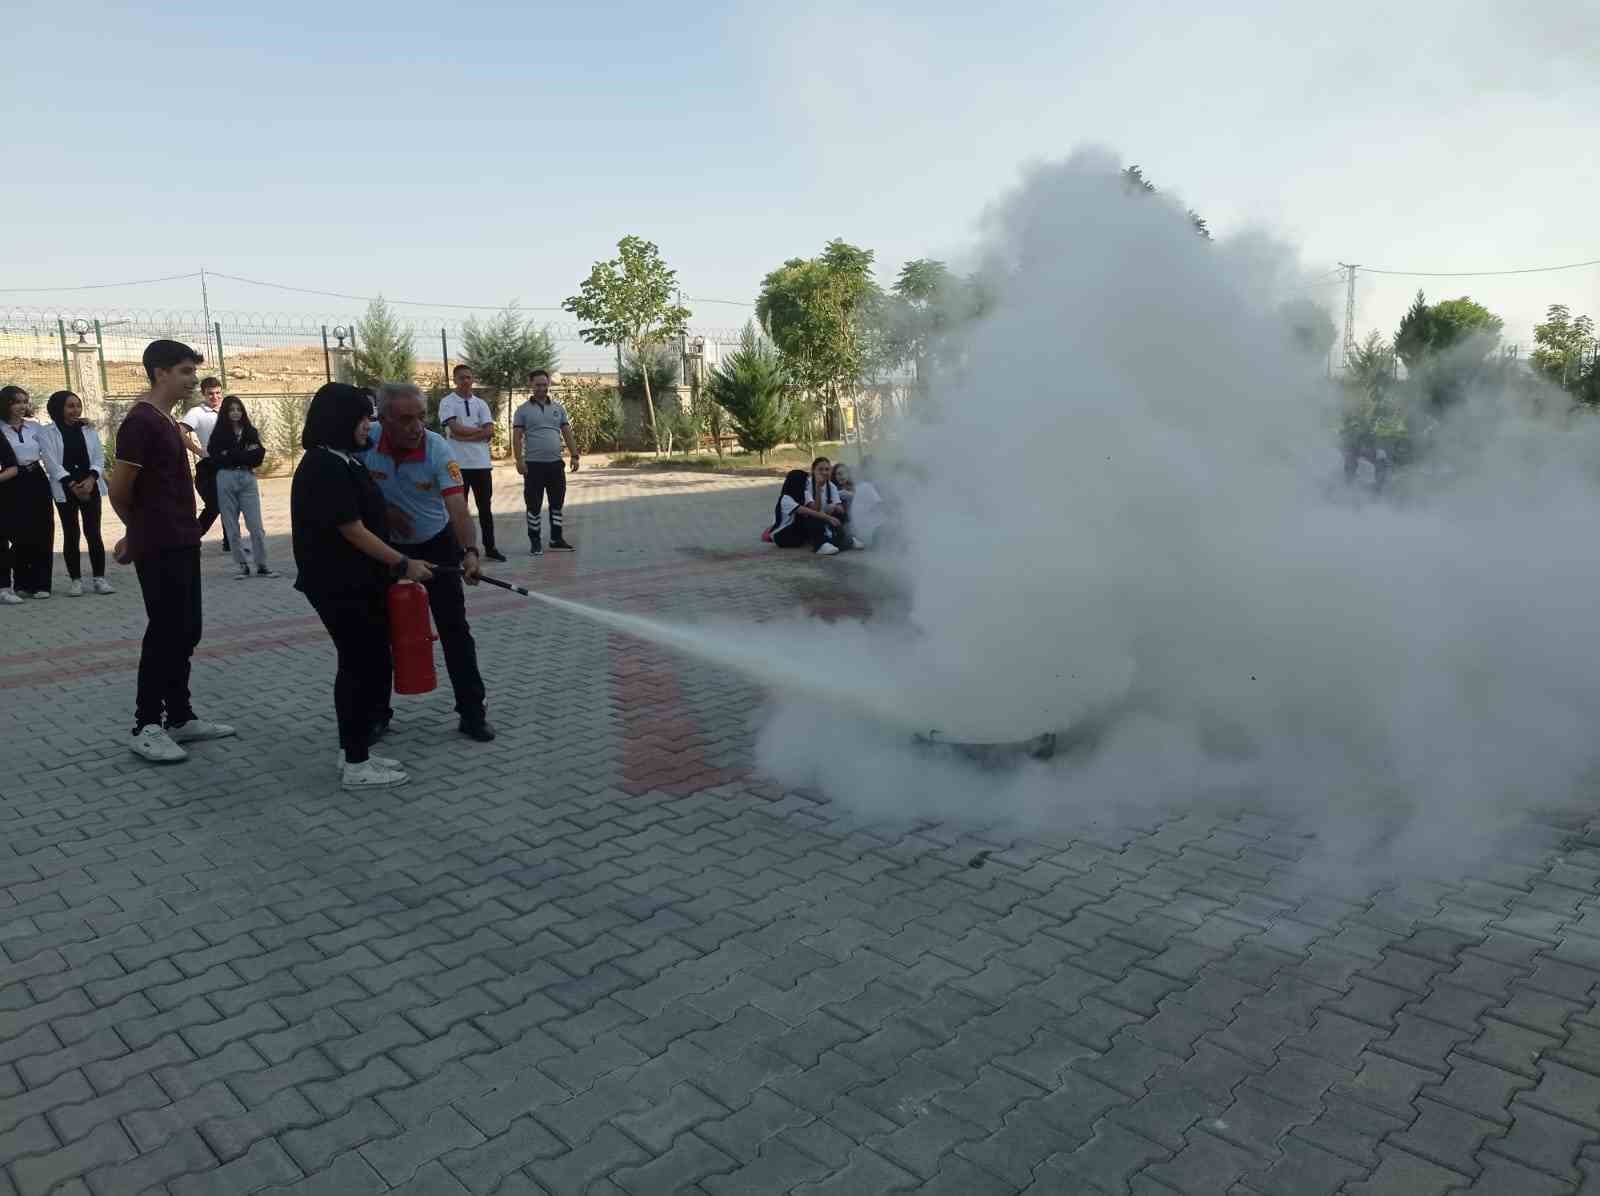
108, 340, 237, 763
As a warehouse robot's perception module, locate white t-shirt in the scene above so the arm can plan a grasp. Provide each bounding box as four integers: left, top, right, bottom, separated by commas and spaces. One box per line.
438, 392, 494, 471
3, 421, 44, 467
179, 405, 219, 454
804, 478, 842, 510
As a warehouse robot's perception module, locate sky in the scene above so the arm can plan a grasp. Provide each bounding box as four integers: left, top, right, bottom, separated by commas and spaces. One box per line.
3, 0, 1597, 364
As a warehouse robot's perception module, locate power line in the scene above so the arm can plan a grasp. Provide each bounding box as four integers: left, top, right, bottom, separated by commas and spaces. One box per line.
685, 296, 754, 307
207, 272, 569, 311
0, 272, 201, 293
1360, 257, 1600, 278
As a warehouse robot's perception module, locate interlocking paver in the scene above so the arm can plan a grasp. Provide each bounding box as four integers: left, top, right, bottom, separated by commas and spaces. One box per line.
10, 474, 1600, 1193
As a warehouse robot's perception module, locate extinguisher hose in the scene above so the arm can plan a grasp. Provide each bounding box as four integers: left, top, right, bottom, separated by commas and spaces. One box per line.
430, 564, 532, 598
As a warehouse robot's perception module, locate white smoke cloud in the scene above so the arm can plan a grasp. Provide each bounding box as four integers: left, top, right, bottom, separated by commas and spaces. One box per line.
752, 147, 1600, 877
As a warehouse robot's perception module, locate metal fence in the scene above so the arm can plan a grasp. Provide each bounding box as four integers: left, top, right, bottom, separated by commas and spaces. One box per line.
0, 307, 747, 397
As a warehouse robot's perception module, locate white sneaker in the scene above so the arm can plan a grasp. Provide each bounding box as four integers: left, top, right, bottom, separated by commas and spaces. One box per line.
167, 719, 236, 743
335, 753, 401, 771
131, 725, 188, 763
342, 760, 409, 790
0, 588, 21, 605
92, 577, 115, 595
816, 543, 840, 556
67, 579, 84, 597
30, 590, 50, 600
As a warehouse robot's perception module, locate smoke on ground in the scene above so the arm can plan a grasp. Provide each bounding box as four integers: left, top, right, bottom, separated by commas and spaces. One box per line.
746, 147, 1600, 878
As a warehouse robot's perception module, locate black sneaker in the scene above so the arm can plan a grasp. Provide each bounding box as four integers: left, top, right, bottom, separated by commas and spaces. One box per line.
549, 538, 576, 552
530, 543, 544, 557
484, 548, 507, 563
256, 567, 279, 578
459, 716, 496, 742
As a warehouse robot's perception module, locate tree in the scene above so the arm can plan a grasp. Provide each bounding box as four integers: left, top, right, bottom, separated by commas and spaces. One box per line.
563, 236, 691, 453
1280, 298, 1339, 362
351, 297, 416, 388
1392, 290, 1504, 410
1122, 164, 1211, 239
459, 303, 559, 419
756, 239, 881, 441
1346, 330, 1396, 394
619, 347, 684, 452
704, 323, 792, 463
1531, 304, 1596, 394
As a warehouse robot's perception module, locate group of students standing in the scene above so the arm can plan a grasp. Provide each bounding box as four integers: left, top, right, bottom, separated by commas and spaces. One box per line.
1, 384, 114, 601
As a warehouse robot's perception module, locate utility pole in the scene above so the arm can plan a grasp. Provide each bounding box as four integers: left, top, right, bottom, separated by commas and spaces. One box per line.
1337, 263, 1358, 372
199, 266, 215, 364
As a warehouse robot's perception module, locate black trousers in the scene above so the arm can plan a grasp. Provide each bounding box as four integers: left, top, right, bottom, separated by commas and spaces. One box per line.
56, 492, 106, 580
308, 588, 392, 764
459, 468, 496, 552
393, 528, 486, 719
9, 467, 55, 593
133, 545, 202, 731
195, 465, 232, 549
773, 517, 847, 551
523, 460, 567, 546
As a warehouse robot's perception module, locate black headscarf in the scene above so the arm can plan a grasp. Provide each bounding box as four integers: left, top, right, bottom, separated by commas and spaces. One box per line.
775, 469, 808, 529
302, 383, 375, 452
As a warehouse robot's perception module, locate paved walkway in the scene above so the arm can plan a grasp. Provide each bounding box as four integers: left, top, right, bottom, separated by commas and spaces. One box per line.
5, 466, 1600, 1195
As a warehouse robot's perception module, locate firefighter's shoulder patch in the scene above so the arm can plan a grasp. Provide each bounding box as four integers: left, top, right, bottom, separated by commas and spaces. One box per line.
447, 460, 462, 484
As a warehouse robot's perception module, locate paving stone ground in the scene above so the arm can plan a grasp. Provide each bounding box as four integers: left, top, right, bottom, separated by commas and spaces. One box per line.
7, 463, 1600, 1194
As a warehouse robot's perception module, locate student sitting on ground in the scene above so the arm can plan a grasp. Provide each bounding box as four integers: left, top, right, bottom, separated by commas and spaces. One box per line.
831, 461, 883, 549
768, 467, 846, 555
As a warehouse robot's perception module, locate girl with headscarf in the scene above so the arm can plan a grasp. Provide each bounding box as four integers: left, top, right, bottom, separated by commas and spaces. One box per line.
768, 465, 844, 555
37, 390, 113, 596
292, 383, 433, 790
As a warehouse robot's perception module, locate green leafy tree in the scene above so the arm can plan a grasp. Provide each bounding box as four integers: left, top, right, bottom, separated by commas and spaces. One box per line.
1392, 290, 1504, 409
459, 304, 559, 423
756, 239, 881, 441
351, 296, 416, 388
561, 382, 625, 453
1531, 304, 1596, 394
563, 236, 691, 453
619, 347, 685, 452
704, 324, 792, 463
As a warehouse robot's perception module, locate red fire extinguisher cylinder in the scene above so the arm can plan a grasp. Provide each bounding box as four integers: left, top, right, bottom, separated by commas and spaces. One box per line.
388, 580, 438, 695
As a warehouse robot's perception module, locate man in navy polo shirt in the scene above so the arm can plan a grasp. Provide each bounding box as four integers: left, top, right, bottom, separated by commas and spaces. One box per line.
361, 382, 494, 742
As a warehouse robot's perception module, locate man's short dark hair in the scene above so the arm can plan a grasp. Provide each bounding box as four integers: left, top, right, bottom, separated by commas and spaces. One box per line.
528, 369, 551, 381
200, 376, 222, 391
142, 340, 203, 384
453, 364, 472, 377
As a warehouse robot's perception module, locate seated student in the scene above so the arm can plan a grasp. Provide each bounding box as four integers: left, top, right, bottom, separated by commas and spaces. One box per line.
831, 461, 882, 549
768, 467, 845, 556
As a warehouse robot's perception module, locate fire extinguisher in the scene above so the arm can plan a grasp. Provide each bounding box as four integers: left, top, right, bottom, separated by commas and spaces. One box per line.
388, 580, 437, 695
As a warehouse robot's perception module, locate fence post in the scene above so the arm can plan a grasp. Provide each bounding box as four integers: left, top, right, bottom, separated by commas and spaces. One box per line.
57, 318, 70, 389
440, 327, 449, 385
93, 320, 108, 392
321, 325, 332, 382
214, 322, 226, 387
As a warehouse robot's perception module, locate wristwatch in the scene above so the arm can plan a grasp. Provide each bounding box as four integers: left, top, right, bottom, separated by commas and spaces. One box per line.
390, 556, 410, 580
463, 546, 480, 558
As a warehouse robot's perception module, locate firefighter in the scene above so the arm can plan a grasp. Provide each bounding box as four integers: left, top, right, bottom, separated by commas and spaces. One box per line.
291, 382, 432, 790
360, 382, 496, 744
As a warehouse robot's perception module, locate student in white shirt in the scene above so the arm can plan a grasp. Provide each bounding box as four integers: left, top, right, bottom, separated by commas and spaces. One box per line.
178, 376, 233, 554
37, 390, 113, 596
438, 365, 505, 561
768, 460, 850, 555
0, 386, 56, 599
831, 462, 882, 548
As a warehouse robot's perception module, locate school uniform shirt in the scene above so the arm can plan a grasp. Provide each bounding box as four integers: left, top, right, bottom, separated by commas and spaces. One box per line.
437, 392, 494, 471
36, 423, 109, 503
773, 494, 801, 535
292, 447, 391, 598
845, 481, 883, 536
114, 401, 201, 558
357, 425, 463, 545
804, 478, 843, 511
512, 398, 570, 463
178, 404, 220, 454
2, 421, 44, 469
